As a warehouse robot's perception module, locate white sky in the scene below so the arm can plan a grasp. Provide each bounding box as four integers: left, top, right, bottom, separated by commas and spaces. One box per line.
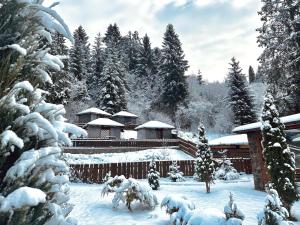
50, 0, 263, 82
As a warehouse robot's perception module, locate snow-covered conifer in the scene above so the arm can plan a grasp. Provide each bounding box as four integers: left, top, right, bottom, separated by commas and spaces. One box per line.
103, 23, 122, 47
227, 57, 257, 125
261, 92, 298, 213
156, 24, 189, 119
258, 188, 293, 225
147, 160, 160, 190
168, 161, 184, 182
97, 45, 127, 114
248, 66, 255, 83
215, 159, 239, 181
194, 123, 214, 193
0, 1, 86, 224
224, 192, 245, 222
197, 70, 204, 85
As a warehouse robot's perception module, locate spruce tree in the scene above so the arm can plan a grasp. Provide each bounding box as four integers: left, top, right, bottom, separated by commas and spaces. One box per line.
0, 1, 86, 224
89, 33, 105, 103
147, 160, 160, 190
98, 46, 127, 114
46, 32, 71, 105
103, 23, 122, 47
248, 65, 255, 83
157, 24, 189, 118
227, 57, 257, 125
194, 123, 214, 193
167, 161, 184, 182
197, 70, 204, 85
69, 25, 90, 81
261, 92, 299, 213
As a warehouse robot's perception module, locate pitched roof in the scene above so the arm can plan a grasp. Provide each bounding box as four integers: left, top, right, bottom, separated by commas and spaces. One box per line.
233, 113, 300, 134
208, 134, 248, 146
112, 111, 138, 118
135, 120, 175, 130
76, 107, 111, 116
87, 118, 124, 127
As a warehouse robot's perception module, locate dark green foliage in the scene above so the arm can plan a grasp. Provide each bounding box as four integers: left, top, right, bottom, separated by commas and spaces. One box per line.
227, 57, 257, 126
148, 160, 160, 190
69, 25, 90, 81
248, 65, 255, 83
194, 123, 214, 193
261, 92, 299, 213
104, 23, 122, 47
157, 24, 189, 118
197, 70, 204, 85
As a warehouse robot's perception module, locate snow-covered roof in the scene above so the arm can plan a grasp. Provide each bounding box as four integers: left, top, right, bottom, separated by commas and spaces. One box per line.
233, 113, 300, 133
208, 134, 248, 146
86, 118, 124, 127
112, 111, 138, 118
76, 107, 111, 116
135, 121, 175, 130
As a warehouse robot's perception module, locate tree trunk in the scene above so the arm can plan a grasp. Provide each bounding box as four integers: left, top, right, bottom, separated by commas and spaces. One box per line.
205, 181, 210, 193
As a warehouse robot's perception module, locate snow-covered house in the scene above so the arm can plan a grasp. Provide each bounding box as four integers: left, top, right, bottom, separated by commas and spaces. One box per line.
135, 121, 175, 139
76, 108, 112, 125
112, 111, 138, 126
85, 118, 124, 139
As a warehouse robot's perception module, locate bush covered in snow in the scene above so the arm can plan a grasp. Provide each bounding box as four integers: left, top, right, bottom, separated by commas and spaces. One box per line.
101, 176, 158, 211
168, 161, 184, 182
214, 159, 239, 181
148, 160, 160, 190
257, 188, 293, 225
161, 195, 195, 224
161, 193, 245, 225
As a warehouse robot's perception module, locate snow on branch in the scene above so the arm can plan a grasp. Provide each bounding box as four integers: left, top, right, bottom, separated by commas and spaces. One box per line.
0, 187, 46, 212
0, 130, 24, 149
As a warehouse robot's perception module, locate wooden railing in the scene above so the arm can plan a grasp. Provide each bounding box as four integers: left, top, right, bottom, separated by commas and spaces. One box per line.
71, 138, 179, 148
69, 158, 252, 183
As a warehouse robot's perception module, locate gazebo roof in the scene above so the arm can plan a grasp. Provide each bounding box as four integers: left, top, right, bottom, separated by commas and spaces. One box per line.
76, 107, 111, 116
86, 118, 124, 127
135, 120, 175, 130
233, 113, 300, 134
208, 134, 248, 146
112, 111, 138, 118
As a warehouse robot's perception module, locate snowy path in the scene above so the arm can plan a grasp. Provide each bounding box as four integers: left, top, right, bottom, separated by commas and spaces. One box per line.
69, 176, 300, 225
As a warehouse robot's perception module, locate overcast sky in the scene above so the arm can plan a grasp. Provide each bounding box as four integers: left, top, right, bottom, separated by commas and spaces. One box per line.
51, 0, 262, 82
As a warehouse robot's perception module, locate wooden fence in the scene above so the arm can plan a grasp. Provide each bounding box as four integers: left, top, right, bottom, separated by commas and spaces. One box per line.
69, 158, 252, 183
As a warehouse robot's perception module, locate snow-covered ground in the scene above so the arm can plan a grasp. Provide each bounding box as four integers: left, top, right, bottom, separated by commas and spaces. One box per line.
68, 175, 300, 225
64, 148, 194, 164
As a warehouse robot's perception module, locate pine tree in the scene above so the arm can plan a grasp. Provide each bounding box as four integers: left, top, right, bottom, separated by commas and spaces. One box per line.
258, 188, 292, 225
227, 57, 257, 125
46, 32, 71, 105
0, 1, 86, 224
168, 161, 184, 182
147, 160, 160, 190
197, 70, 204, 85
261, 92, 299, 213
69, 25, 90, 81
134, 34, 153, 89
98, 46, 127, 114
89, 33, 105, 103
103, 23, 122, 47
248, 65, 255, 83
194, 123, 214, 193
157, 24, 189, 118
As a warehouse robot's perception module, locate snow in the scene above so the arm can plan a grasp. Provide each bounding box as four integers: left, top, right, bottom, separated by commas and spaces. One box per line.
86, 118, 124, 127
7, 44, 27, 55
64, 148, 194, 164
76, 107, 112, 116
0, 187, 46, 212
113, 111, 138, 118
233, 113, 300, 133
0, 130, 24, 149
68, 175, 300, 225
135, 120, 175, 130
209, 134, 248, 146
121, 130, 137, 139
